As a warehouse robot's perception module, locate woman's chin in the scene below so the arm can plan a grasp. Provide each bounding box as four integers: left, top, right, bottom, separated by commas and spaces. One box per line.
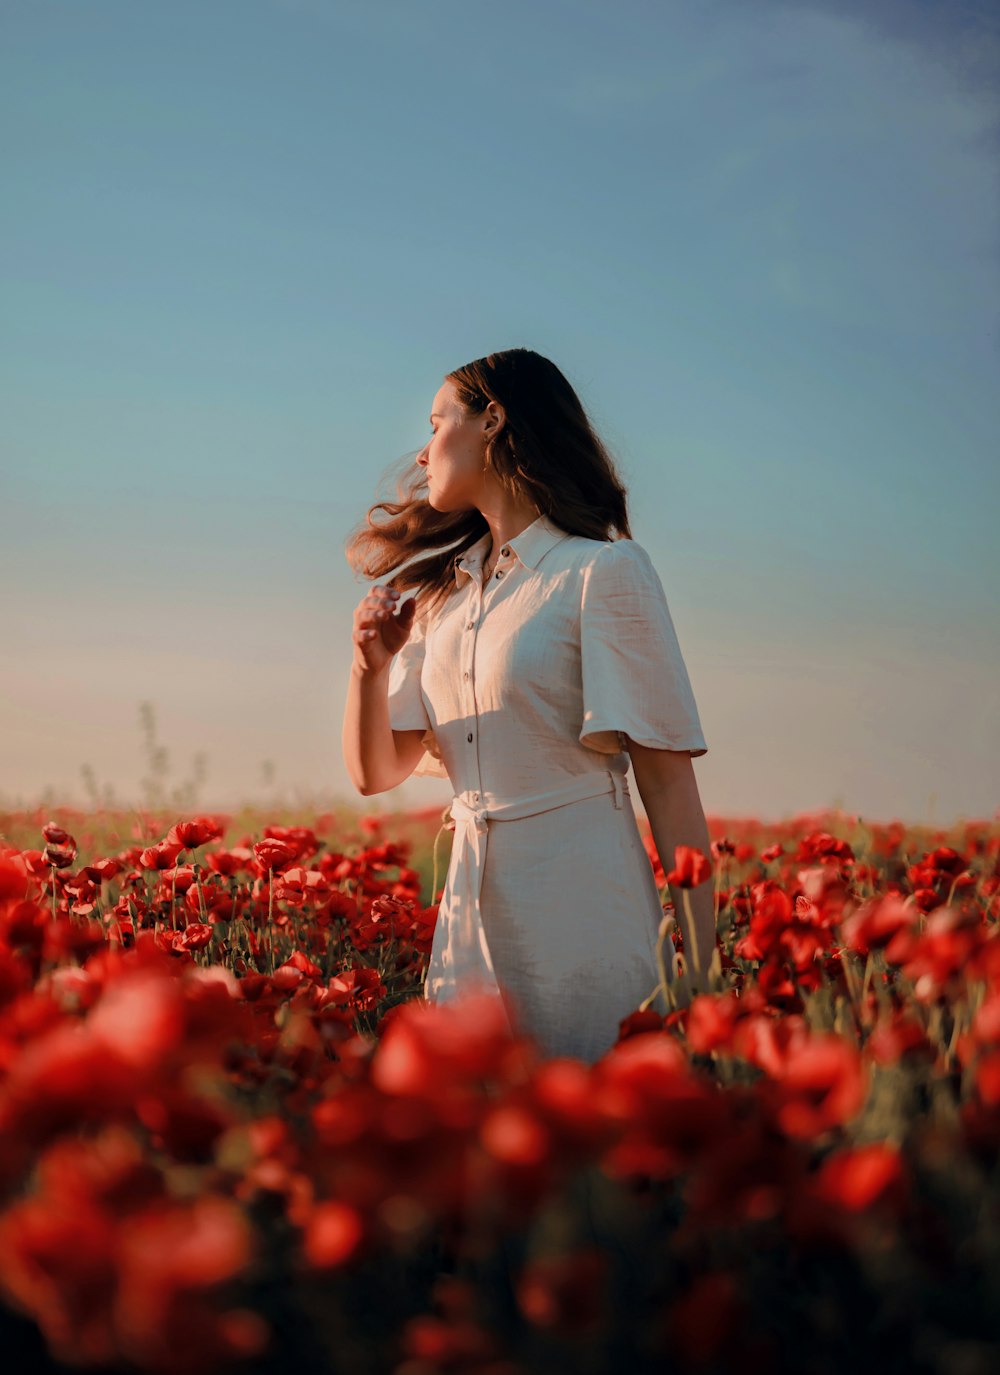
425, 487, 471, 514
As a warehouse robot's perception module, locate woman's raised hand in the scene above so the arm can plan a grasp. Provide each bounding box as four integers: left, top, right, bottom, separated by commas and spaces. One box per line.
352, 584, 417, 674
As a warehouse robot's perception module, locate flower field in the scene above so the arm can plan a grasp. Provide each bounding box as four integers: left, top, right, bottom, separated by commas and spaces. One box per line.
0, 802, 998, 1375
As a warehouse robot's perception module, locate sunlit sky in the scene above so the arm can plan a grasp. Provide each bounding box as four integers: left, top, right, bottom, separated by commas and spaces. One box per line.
2, 0, 998, 826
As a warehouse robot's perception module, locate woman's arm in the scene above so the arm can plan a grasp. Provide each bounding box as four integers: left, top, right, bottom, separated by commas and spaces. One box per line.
626, 741, 717, 994
343, 587, 428, 796
342, 662, 427, 795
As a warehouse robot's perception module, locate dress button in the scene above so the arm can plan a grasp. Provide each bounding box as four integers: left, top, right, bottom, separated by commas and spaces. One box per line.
501, 546, 509, 556
463, 671, 469, 679
495, 569, 504, 578
466, 732, 473, 743
466, 621, 474, 630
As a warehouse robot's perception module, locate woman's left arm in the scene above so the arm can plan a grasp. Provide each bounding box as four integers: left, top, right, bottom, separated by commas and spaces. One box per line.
627, 741, 716, 996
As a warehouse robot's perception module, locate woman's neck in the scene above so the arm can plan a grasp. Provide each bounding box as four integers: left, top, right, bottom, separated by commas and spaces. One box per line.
479, 506, 541, 563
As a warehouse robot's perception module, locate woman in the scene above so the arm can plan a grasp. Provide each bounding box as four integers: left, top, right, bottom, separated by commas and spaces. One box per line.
343, 349, 715, 1065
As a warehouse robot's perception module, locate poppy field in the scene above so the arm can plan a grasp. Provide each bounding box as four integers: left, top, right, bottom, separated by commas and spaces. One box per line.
0, 802, 998, 1375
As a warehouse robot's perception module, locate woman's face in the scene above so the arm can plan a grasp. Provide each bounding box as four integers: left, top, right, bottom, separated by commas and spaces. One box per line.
417, 378, 499, 512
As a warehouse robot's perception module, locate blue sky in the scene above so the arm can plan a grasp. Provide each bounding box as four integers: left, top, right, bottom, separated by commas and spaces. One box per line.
2, 0, 998, 825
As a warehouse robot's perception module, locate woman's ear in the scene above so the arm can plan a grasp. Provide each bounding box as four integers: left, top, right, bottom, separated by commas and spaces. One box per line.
483, 399, 505, 439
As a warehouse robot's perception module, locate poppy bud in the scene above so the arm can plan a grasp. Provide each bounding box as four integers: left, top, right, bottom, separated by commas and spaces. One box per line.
43, 842, 77, 869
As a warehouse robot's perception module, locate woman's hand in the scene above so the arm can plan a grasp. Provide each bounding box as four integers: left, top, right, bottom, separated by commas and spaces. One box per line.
352, 584, 417, 674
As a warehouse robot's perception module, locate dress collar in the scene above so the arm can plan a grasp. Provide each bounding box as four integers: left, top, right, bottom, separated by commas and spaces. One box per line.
453, 513, 570, 585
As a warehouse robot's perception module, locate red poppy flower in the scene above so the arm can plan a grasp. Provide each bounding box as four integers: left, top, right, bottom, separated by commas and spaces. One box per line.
527, 1059, 613, 1158
841, 893, 917, 954
975, 1049, 1000, 1106
399, 1313, 502, 1367
43, 843, 77, 870
594, 1033, 727, 1181
1, 898, 47, 951
665, 845, 711, 888
889, 904, 985, 998
0, 849, 35, 911
968, 990, 1000, 1052
795, 831, 855, 866
138, 840, 184, 871
21, 850, 51, 879
617, 1007, 665, 1040
114, 1196, 264, 1371
302, 1199, 365, 1268
174, 923, 213, 952
0, 1194, 119, 1365
481, 1102, 551, 1170
43, 916, 106, 964
866, 1009, 935, 1066
166, 817, 226, 851
88, 971, 186, 1072
812, 1142, 908, 1212
135, 1085, 234, 1162
641, 830, 667, 886
252, 838, 299, 874
761, 1034, 868, 1140
354, 895, 416, 946
411, 903, 439, 954
205, 847, 254, 877
261, 825, 320, 864
685, 992, 744, 1055
323, 967, 385, 1017
371, 990, 526, 1097
41, 822, 74, 846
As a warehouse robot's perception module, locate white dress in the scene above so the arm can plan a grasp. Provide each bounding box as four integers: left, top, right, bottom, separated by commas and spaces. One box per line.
386, 512, 708, 1065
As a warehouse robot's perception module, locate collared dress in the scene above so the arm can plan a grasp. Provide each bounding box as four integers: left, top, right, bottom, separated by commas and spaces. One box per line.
386, 512, 708, 1064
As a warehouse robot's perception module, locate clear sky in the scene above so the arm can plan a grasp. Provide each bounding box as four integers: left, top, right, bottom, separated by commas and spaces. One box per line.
2, 0, 998, 826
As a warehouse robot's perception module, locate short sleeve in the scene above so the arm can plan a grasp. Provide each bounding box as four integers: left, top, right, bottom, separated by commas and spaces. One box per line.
385, 605, 449, 780
579, 540, 708, 757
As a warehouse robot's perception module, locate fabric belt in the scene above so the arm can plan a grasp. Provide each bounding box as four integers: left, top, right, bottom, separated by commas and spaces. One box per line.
424, 769, 629, 1020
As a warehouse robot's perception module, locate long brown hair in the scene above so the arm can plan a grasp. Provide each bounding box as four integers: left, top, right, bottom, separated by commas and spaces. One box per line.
344, 348, 632, 620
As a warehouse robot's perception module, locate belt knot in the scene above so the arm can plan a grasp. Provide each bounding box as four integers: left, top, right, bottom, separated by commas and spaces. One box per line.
449, 793, 488, 831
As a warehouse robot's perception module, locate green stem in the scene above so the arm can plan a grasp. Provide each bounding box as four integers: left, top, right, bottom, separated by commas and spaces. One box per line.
639, 916, 677, 1015
681, 888, 701, 984
431, 817, 450, 904
193, 861, 208, 923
